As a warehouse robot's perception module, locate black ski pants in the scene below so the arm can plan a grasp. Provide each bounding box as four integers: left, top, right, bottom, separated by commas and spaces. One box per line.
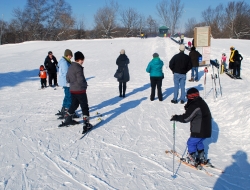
40, 78, 47, 87
235, 61, 241, 77
150, 77, 163, 101
48, 72, 57, 86
68, 93, 89, 117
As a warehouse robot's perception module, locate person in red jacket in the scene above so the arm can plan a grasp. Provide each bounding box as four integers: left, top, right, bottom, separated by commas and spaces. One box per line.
38, 65, 47, 89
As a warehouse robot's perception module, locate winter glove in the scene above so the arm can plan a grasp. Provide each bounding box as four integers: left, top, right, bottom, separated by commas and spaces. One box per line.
170, 115, 178, 121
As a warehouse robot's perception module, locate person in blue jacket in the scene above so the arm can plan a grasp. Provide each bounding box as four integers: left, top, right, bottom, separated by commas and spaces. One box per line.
56, 49, 73, 117
146, 53, 164, 101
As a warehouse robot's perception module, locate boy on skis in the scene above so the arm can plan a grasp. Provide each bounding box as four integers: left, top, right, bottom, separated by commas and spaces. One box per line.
170, 88, 212, 166
59, 51, 91, 134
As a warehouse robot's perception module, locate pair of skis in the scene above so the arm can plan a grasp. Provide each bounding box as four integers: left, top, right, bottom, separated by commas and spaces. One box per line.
165, 150, 224, 176
210, 59, 222, 100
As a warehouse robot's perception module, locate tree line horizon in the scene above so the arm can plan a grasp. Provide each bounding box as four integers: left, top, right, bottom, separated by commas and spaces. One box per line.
0, 0, 249, 44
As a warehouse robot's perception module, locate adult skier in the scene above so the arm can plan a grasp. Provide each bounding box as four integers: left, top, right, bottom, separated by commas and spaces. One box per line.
170, 87, 212, 166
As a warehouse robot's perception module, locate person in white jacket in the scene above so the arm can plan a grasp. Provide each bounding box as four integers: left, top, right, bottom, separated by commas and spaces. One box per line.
56, 49, 73, 118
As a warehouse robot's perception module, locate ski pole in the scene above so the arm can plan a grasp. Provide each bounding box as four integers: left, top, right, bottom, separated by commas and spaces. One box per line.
204, 67, 208, 98
172, 121, 177, 178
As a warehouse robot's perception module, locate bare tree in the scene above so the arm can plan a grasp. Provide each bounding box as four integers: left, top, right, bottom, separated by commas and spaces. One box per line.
55, 13, 75, 40
24, 0, 49, 40
224, 1, 250, 38
74, 16, 86, 39
156, 0, 170, 27
169, 0, 184, 35
156, 0, 184, 35
94, 1, 119, 38
146, 15, 158, 36
120, 7, 139, 37
137, 14, 146, 36
11, 8, 30, 42
44, 0, 73, 40
184, 17, 197, 37
201, 4, 225, 38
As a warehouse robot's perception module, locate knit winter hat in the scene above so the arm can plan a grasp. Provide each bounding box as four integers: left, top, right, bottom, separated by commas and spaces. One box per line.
74, 51, 85, 61
64, 49, 73, 57
186, 87, 200, 99
153, 53, 159, 58
120, 49, 125, 54
48, 51, 52, 55
179, 44, 185, 51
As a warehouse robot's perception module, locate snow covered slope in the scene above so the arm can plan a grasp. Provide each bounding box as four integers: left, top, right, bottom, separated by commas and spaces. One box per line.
0, 37, 249, 189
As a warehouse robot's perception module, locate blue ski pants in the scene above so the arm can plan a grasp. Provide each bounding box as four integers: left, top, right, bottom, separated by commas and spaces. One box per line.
187, 137, 206, 153
62, 87, 71, 109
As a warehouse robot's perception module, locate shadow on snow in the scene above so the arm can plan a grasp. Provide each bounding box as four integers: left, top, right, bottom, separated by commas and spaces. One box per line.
213, 150, 250, 189
94, 97, 147, 130
0, 69, 39, 89
90, 83, 150, 113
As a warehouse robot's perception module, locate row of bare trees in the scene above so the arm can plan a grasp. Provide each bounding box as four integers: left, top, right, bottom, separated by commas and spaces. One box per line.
185, 1, 250, 39
0, 0, 249, 44
0, 0, 185, 44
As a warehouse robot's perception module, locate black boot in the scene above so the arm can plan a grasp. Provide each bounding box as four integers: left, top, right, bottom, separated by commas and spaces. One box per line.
197, 149, 207, 164
119, 84, 122, 97
55, 107, 65, 116
58, 112, 79, 127
82, 115, 92, 134
57, 108, 68, 119
123, 83, 126, 97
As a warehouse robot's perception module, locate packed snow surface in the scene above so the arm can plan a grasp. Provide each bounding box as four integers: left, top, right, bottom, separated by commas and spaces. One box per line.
0, 37, 250, 189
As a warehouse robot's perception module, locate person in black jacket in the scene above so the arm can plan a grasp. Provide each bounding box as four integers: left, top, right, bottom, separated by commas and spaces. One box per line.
170, 88, 212, 166
189, 47, 202, 82
169, 44, 192, 104
233, 50, 243, 78
44, 51, 58, 87
116, 49, 130, 97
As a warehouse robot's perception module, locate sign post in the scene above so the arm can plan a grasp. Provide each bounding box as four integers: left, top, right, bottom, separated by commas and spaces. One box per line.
194, 26, 211, 66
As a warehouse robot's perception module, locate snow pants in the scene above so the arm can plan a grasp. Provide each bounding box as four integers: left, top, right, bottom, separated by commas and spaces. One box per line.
62, 87, 71, 109
187, 137, 206, 153
150, 77, 163, 101
68, 93, 89, 117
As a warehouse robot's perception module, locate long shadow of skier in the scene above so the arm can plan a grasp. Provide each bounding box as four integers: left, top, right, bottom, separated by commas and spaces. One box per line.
213, 150, 250, 189
90, 83, 150, 113
94, 97, 147, 129
0, 69, 38, 89
163, 84, 204, 101
162, 86, 174, 100
203, 118, 219, 158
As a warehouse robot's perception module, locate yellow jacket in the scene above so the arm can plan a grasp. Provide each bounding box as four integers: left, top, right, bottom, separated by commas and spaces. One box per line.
229, 50, 235, 62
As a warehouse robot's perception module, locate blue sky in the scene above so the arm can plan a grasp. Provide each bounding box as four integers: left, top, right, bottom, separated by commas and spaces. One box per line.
1, 0, 233, 31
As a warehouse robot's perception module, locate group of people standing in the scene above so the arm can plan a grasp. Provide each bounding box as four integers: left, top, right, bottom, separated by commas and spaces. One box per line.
119, 44, 211, 167
227, 46, 243, 78
40, 44, 211, 167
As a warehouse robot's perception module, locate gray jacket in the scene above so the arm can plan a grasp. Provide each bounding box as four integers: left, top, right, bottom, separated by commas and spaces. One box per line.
66, 62, 87, 93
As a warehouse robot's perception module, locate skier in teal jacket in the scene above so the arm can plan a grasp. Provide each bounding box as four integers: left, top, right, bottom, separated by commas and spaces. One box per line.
146, 53, 164, 101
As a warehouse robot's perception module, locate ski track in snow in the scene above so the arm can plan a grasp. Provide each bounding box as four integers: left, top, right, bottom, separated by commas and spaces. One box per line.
0, 37, 250, 189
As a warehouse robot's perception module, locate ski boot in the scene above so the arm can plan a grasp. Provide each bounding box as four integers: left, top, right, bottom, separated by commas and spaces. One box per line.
186, 152, 198, 167
55, 107, 65, 116
82, 115, 92, 134
197, 149, 208, 165
58, 112, 79, 127
57, 108, 68, 119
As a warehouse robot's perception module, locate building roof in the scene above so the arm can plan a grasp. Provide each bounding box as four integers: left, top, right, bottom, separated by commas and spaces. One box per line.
159, 26, 169, 30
